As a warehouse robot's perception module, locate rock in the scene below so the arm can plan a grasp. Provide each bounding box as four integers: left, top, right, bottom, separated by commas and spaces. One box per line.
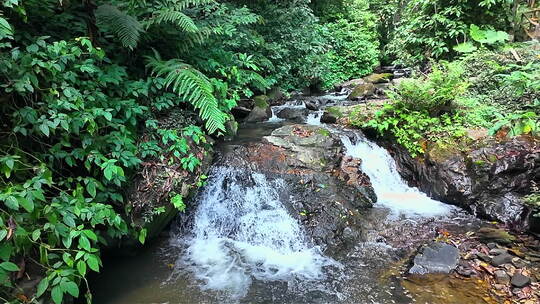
348, 83, 376, 100
245, 95, 272, 122
231, 106, 252, 119
511, 272, 531, 287
267, 87, 285, 105
487, 243, 497, 249
304, 99, 319, 111
223, 125, 377, 249
495, 270, 511, 284
511, 257, 527, 269
336, 78, 365, 91
409, 242, 460, 275
477, 253, 491, 262
388, 136, 540, 230
476, 228, 517, 245
457, 267, 474, 277
489, 248, 508, 256
491, 253, 513, 266
364, 73, 393, 84
245, 106, 272, 122
276, 107, 309, 122
321, 112, 338, 124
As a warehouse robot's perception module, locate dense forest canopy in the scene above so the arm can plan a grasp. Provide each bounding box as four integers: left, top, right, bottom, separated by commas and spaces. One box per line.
0, 0, 538, 303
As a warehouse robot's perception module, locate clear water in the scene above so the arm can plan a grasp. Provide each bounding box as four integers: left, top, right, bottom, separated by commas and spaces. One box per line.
341, 135, 454, 218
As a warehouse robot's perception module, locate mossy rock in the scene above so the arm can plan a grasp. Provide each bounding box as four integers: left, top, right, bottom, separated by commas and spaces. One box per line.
254, 95, 269, 109
363, 73, 393, 84
348, 83, 376, 100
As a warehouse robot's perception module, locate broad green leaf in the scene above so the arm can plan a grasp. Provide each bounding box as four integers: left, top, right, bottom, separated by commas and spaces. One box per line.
77, 260, 87, 276
0, 261, 19, 272
51, 286, 63, 304
453, 42, 477, 53
138, 228, 147, 245
61, 280, 79, 297
0, 230, 7, 242
79, 235, 91, 251
86, 254, 100, 272
18, 196, 34, 212
36, 277, 49, 298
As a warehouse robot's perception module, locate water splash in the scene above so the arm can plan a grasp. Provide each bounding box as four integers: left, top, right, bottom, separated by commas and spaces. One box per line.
267, 100, 305, 123
306, 110, 323, 125
341, 136, 454, 218
172, 167, 335, 298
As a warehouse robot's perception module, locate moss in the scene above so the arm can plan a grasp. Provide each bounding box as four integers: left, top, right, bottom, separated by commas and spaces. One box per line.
318, 128, 331, 137
326, 106, 344, 118
254, 95, 269, 108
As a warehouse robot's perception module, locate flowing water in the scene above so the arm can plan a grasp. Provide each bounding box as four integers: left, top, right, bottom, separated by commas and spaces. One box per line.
91, 95, 487, 304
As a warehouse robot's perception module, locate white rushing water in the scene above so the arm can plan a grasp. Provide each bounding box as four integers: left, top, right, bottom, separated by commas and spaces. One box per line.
174, 167, 333, 297
341, 136, 454, 218
306, 110, 323, 125
267, 100, 305, 123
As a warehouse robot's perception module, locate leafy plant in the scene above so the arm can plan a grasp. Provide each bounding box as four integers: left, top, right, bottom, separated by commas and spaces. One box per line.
454, 24, 510, 53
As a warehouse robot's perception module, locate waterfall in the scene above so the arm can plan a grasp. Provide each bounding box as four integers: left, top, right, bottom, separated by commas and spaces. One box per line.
306, 110, 323, 125
172, 166, 334, 297
341, 136, 454, 217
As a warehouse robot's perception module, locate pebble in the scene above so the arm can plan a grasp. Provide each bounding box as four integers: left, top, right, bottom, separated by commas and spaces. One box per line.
494, 270, 510, 284
511, 272, 531, 288
491, 253, 513, 266
487, 243, 497, 249
477, 253, 491, 262
489, 248, 507, 256
511, 257, 527, 269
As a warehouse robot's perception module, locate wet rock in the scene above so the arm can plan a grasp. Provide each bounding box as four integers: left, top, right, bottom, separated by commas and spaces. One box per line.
487, 243, 497, 249
409, 242, 460, 275
491, 253, 513, 266
320, 112, 338, 124
231, 106, 252, 119
304, 100, 319, 111
476, 228, 517, 245
511, 272, 531, 287
489, 248, 508, 256
245, 106, 271, 122
276, 107, 309, 122
512, 257, 527, 268
335, 78, 365, 91
477, 253, 491, 262
388, 136, 540, 230
348, 83, 376, 100
224, 125, 377, 250
494, 270, 511, 284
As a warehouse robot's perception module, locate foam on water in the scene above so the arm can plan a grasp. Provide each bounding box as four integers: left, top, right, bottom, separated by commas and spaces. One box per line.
341, 136, 454, 218
174, 167, 334, 297
306, 110, 323, 125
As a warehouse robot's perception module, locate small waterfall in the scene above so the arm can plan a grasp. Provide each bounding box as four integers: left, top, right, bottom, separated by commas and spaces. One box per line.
267, 100, 305, 123
172, 166, 334, 297
306, 110, 323, 125
341, 136, 454, 217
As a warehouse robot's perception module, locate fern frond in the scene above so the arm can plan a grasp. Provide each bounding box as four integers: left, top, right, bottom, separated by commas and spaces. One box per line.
146, 56, 227, 134
96, 4, 143, 50
173, 0, 216, 11
146, 9, 198, 32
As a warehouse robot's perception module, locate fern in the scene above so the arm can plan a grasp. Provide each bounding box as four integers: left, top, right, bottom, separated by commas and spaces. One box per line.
146, 9, 198, 32
95, 4, 143, 50
146, 55, 227, 134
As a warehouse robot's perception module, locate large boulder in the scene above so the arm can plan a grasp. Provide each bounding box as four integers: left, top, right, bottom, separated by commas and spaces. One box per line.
219, 125, 376, 249
276, 107, 309, 122
363, 73, 393, 84
335, 78, 365, 91
389, 136, 540, 230
245, 95, 272, 122
348, 83, 376, 100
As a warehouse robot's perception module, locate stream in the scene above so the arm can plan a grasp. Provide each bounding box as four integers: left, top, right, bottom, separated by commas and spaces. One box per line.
91, 94, 491, 304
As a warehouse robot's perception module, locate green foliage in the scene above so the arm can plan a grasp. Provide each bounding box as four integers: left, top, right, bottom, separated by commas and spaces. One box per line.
454, 24, 510, 53
318, 0, 380, 87
386, 0, 513, 65
146, 55, 228, 134
95, 4, 144, 50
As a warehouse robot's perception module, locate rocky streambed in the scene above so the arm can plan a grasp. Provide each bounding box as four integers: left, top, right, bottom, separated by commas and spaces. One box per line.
90, 80, 540, 303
